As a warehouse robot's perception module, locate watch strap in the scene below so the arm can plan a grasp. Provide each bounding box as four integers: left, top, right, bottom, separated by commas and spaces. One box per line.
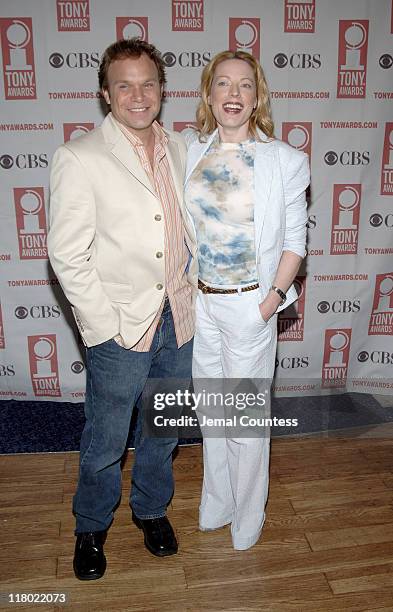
270, 285, 286, 304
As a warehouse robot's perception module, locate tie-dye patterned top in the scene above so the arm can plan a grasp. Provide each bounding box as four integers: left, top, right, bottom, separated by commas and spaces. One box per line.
186, 138, 257, 285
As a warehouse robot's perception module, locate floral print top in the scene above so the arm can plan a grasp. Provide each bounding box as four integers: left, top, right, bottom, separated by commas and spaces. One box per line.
186, 137, 257, 285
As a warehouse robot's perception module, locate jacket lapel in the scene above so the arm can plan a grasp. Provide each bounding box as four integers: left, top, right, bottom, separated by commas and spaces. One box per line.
254, 133, 275, 250
165, 137, 184, 210
101, 113, 156, 197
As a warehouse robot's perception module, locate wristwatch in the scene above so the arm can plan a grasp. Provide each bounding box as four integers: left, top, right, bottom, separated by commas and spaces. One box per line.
270, 285, 286, 305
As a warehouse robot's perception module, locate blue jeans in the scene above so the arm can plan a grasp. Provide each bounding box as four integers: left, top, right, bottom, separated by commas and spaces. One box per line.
73, 300, 193, 533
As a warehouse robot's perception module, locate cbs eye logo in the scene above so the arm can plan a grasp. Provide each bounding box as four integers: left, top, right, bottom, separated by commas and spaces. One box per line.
274, 53, 288, 68
369, 213, 383, 227
379, 54, 393, 69
357, 351, 369, 362
162, 52, 176, 67
0, 155, 14, 170
324, 151, 338, 165
15, 306, 28, 319
49, 53, 64, 68
71, 361, 85, 374
317, 301, 330, 313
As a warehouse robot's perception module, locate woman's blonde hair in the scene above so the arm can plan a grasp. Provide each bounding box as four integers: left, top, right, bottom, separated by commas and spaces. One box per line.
196, 50, 274, 141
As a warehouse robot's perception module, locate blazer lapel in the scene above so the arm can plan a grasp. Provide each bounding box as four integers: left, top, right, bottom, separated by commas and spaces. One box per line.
254, 137, 275, 250
101, 113, 156, 197
165, 138, 184, 210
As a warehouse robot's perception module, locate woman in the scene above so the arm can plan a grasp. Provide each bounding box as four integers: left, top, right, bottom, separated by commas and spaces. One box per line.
184, 50, 310, 550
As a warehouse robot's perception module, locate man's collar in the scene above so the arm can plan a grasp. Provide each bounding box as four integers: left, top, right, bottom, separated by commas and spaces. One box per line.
151, 121, 168, 147
111, 114, 168, 148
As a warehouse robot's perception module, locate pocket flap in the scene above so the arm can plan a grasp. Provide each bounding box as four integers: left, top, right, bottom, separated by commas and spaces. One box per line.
102, 281, 134, 303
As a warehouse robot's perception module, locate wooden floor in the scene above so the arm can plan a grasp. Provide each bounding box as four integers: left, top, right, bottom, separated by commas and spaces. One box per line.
2, 429, 393, 611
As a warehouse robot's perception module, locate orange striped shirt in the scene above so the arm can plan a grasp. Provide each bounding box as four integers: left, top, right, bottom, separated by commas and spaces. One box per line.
117, 119, 194, 350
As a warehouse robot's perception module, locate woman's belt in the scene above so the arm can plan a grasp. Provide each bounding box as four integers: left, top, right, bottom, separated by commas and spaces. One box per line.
198, 279, 259, 295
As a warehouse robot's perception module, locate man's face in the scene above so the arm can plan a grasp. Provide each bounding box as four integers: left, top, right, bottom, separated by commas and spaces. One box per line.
103, 53, 162, 137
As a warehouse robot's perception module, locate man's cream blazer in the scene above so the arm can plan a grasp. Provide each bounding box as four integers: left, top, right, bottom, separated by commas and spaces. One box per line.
48, 113, 198, 348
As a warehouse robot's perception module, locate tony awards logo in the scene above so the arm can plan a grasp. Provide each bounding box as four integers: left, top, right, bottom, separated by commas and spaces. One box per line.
116, 17, 148, 42
56, 0, 90, 31
63, 123, 94, 142
0, 18, 36, 99
284, 0, 315, 33
380, 123, 393, 195
229, 18, 260, 58
322, 328, 352, 388
337, 20, 368, 98
173, 121, 197, 133
278, 276, 306, 341
368, 273, 393, 335
330, 184, 361, 255
282, 122, 312, 159
172, 1, 204, 31
28, 335, 61, 397
14, 188, 47, 260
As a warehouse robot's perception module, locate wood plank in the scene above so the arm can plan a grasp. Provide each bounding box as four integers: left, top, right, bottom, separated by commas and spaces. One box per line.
265, 504, 393, 532
182, 542, 393, 587
249, 592, 393, 612
326, 562, 393, 595
0, 558, 57, 582
25, 572, 329, 610
0, 454, 66, 475
0, 484, 64, 508
325, 562, 393, 580
278, 473, 390, 498
381, 473, 393, 488
0, 503, 70, 522
276, 460, 392, 483
1, 520, 60, 542
0, 473, 75, 487
290, 489, 393, 513
0, 604, 54, 612
47, 594, 393, 612
306, 523, 393, 551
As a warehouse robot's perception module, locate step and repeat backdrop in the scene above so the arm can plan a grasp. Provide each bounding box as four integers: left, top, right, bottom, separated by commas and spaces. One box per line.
0, 0, 392, 402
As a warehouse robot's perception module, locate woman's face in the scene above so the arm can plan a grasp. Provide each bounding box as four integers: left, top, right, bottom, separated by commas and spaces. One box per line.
208, 58, 257, 142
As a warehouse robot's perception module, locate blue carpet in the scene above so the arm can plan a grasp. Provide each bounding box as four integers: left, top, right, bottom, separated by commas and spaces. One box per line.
0, 393, 392, 454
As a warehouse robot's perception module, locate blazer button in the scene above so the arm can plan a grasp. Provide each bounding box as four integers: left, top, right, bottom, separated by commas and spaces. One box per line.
154, 214, 162, 221
156, 251, 163, 258
156, 283, 163, 290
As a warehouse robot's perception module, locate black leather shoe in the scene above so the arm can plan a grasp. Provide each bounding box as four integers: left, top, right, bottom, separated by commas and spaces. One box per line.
132, 513, 178, 557
73, 531, 107, 580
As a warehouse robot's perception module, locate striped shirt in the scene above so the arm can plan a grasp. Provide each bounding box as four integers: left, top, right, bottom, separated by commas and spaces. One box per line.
116, 119, 194, 350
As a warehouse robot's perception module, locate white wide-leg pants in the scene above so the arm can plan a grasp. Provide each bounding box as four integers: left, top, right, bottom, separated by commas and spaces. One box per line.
193, 288, 278, 550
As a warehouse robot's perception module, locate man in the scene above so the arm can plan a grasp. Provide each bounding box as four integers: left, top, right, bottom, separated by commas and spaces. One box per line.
48, 38, 197, 580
